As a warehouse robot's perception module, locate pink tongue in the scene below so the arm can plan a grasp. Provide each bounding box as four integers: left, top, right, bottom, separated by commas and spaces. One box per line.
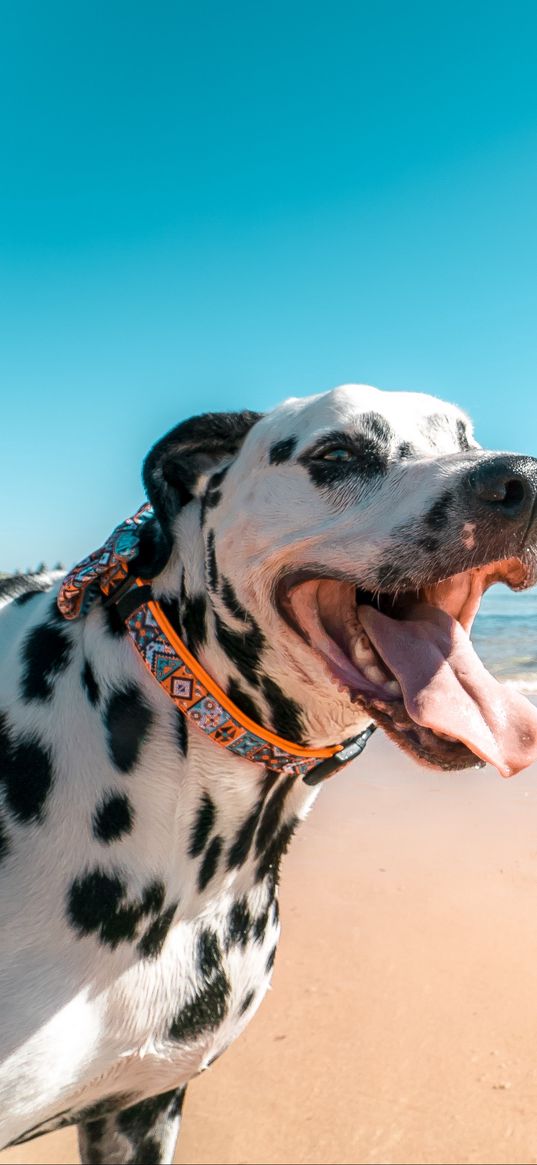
358, 602, 537, 778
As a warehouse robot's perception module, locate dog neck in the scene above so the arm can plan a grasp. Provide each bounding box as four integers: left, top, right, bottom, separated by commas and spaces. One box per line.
152, 502, 374, 752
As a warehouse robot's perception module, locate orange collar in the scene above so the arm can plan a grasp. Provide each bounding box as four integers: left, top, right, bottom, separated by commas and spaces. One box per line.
57, 505, 375, 784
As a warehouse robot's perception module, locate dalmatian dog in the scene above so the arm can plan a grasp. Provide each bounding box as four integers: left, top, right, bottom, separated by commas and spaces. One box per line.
2, 383, 537, 1164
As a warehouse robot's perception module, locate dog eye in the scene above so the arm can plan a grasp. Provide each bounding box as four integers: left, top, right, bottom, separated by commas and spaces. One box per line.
318, 448, 354, 462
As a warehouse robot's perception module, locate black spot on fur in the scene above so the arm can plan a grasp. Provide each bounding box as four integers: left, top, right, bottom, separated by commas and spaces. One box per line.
361, 411, 393, 446
376, 563, 413, 591
137, 904, 177, 959
397, 442, 416, 461
189, 793, 216, 858
181, 592, 207, 655
227, 800, 263, 869
217, 581, 267, 683
128, 516, 171, 582
228, 898, 252, 947
210, 466, 230, 490
104, 683, 153, 773
214, 612, 265, 688
0, 813, 10, 863
261, 768, 281, 797
198, 834, 223, 891
158, 595, 182, 638
253, 905, 270, 942
85, 1113, 106, 1138
425, 492, 454, 530
81, 659, 100, 705
67, 869, 138, 948
206, 528, 219, 592
78, 1094, 136, 1122
104, 603, 127, 637
204, 488, 221, 511
187, 796, 214, 862
169, 931, 230, 1042
175, 708, 188, 756
169, 975, 230, 1042
200, 467, 230, 525
227, 678, 262, 723
239, 989, 256, 1016
255, 775, 295, 857
220, 577, 249, 621
261, 676, 304, 743
67, 870, 165, 950
198, 927, 222, 978
132, 1136, 163, 1164
81, 1116, 105, 1163
21, 622, 71, 701
266, 945, 277, 973
1, 713, 12, 765
168, 1089, 187, 1120
256, 816, 299, 883
418, 537, 440, 553
116, 1088, 185, 1141
300, 427, 389, 489
1, 725, 53, 824
92, 792, 134, 844
87, 1119, 105, 1139
140, 879, 166, 916
269, 436, 297, 464
457, 419, 471, 451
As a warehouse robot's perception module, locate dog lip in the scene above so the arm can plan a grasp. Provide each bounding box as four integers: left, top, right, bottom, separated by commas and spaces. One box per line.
276, 565, 357, 596
274, 567, 356, 645
276, 553, 536, 603
363, 697, 486, 770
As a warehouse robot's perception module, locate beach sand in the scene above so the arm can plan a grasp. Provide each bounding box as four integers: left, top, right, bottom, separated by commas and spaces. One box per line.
3, 731, 537, 1165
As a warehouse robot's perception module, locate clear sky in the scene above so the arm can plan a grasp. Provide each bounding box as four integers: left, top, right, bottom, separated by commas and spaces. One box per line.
2, 1, 537, 569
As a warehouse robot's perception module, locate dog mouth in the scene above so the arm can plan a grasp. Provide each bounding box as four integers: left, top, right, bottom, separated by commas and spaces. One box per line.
278, 558, 537, 776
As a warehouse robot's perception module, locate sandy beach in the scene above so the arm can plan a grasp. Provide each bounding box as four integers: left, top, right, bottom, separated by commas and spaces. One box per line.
3, 730, 537, 1165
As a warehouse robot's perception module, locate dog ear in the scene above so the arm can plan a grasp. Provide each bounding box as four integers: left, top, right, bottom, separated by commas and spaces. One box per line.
143, 410, 263, 534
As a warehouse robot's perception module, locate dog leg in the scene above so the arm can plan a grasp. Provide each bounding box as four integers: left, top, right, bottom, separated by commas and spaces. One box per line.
77, 1086, 187, 1165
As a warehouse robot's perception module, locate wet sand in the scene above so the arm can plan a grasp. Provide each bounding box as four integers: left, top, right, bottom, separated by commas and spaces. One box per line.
3, 732, 537, 1165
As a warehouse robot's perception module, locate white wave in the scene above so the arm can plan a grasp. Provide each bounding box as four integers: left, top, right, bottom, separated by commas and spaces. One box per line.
502, 677, 537, 695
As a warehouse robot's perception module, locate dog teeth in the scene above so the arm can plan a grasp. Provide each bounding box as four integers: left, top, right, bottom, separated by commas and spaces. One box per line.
351, 633, 375, 665
350, 633, 400, 692
363, 663, 388, 684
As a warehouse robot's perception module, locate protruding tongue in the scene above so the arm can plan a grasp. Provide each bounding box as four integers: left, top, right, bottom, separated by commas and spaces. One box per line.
358, 602, 537, 777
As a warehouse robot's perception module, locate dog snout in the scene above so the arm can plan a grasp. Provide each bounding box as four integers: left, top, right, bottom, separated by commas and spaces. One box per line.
466, 455, 537, 527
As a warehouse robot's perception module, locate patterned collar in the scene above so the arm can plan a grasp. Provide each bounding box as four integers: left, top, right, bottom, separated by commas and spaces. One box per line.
57, 506, 375, 785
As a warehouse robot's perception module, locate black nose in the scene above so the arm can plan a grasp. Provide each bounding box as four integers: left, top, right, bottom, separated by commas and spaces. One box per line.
468, 455, 537, 523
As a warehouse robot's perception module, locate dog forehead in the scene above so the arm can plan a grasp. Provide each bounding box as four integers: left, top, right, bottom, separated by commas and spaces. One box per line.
249, 384, 469, 451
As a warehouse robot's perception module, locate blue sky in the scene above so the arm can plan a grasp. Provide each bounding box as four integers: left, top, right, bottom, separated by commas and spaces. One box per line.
2, 1, 537, 569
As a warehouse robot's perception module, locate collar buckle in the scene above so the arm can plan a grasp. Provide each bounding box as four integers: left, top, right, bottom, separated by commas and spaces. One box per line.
302, 724, 376, 786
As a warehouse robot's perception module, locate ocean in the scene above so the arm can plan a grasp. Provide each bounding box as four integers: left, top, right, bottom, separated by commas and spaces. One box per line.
472, 584, 537, 694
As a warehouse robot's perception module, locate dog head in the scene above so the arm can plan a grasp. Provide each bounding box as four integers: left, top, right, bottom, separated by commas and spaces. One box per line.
144, 384, 537, 776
